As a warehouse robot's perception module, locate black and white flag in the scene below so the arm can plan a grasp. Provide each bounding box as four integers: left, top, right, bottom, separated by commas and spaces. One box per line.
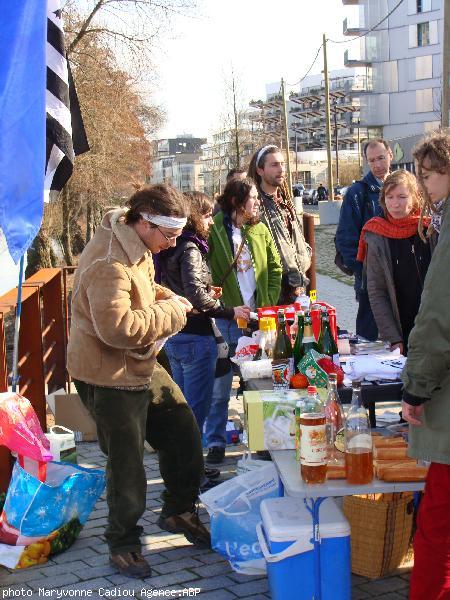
45, 0, 89, 202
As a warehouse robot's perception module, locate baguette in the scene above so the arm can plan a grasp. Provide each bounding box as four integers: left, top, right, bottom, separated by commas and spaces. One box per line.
372, 437, 407, 449
374, 447, 408, 460
376, 460, 417, 479
327, 464, 346, 479
380, 465, 428, 482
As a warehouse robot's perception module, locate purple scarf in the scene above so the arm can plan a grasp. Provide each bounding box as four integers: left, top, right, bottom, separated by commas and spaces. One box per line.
181, 230, 209, 254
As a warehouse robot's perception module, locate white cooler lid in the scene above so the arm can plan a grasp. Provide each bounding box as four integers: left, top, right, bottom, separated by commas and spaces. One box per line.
260, 496, 350, 542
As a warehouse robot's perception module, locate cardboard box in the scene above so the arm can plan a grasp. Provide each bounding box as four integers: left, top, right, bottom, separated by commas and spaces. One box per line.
243, 389, 327, 452
47, 389, 97, 442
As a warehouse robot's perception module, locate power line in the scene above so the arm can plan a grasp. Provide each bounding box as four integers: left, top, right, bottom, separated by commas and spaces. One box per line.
328, 0, 405, 44
286, 42, 324, 88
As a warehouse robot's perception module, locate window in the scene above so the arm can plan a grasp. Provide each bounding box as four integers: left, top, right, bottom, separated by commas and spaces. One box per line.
417, 22, 430, 46
416, 88, 433, 112
408, 0, 431, 13
415, 55, 433, 80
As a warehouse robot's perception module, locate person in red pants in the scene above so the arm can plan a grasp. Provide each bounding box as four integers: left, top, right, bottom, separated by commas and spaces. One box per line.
401, 131, 450, 600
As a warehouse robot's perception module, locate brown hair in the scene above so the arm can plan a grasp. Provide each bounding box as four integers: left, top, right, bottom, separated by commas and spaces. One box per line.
363, 138, 390, 158
247, 145, 292, 200
413, 130, 450, 238
184, 191, 214, 238
379, 170, 422, 216
125, 184, 190, 224
218, 177, 255, 213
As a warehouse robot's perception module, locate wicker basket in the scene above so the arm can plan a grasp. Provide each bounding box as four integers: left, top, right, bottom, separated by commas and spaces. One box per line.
343, 492, 414, 578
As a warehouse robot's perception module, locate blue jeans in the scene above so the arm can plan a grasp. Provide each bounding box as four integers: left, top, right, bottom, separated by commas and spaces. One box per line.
204, 319, 241, 449
165, 333, 218, 434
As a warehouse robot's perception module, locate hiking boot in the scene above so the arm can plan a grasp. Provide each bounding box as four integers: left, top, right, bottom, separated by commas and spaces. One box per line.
157, 507, 211, 548
109, 551, 151, 579
204, 466, 220, 479
206, 446, 225, 464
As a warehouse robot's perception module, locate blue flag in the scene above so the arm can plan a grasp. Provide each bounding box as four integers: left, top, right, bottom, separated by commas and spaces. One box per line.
0, 1, 47, 263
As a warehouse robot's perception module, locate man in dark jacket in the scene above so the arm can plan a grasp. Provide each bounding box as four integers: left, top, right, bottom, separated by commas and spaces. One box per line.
335, 138, 392, 340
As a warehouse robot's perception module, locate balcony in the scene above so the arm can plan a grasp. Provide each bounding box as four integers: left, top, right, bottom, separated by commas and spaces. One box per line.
343, 17, 366, 36
342, 0, 360, 4
344, 49, 371, 68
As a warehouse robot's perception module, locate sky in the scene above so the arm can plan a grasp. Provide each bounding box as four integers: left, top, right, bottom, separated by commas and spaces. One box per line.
153, 0, 360, 139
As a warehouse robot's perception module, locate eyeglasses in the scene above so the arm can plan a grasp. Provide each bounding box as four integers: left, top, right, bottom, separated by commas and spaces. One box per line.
156, 225, 178, 243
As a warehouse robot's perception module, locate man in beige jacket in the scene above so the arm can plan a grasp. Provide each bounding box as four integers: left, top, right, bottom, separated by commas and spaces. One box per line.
67, 184, 209, 579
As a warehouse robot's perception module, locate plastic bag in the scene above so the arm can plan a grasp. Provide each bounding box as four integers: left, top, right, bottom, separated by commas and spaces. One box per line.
200, 464, 280, 574
0, 460, 105, 569
230, 334, 259, 365
0, 393, 52, 463
298, 349, 328, 388
236, 451, 269, 474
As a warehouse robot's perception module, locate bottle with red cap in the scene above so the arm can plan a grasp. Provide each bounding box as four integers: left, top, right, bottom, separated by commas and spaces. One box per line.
299, 385, 327, 484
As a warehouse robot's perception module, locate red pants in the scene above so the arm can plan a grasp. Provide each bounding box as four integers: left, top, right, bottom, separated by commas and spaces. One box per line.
410, 462, 450, 600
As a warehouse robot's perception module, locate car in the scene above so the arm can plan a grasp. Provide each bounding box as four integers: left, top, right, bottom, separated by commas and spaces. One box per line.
302, 187, 317, 205
292, 184, 305, 197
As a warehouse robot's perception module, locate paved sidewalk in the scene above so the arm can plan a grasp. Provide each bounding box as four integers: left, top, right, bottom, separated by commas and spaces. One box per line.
1, 395, 412, 599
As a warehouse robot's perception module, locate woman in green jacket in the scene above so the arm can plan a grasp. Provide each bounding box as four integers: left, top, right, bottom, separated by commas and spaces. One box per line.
400, 131, 450, 600
204, 177, 282, 463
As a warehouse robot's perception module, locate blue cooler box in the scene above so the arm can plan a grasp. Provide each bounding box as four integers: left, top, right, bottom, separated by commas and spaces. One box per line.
257, 496, 351, 600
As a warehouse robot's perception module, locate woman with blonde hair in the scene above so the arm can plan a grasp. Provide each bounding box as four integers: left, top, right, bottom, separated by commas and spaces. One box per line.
399, 131, 450, 600
357, 169, 434, 354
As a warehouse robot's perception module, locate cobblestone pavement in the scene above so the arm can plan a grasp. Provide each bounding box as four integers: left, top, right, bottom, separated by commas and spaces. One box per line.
0, 273, 411, 598
1, 393, 412, 599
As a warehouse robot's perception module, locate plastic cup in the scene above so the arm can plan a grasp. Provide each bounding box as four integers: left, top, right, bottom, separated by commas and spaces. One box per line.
237, 317, 248, 329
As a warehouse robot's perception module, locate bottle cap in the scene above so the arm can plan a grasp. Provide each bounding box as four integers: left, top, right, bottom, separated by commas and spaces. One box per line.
328, 373, 337, 381
307, 385, 317, 394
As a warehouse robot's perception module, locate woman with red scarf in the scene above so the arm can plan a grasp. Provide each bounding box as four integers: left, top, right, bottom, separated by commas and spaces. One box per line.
357, 170, 435, 355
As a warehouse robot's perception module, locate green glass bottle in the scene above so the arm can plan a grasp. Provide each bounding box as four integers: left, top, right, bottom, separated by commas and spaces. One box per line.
318, 309, 339, 365
292, 311, 305, 373
272, 309, 294, 389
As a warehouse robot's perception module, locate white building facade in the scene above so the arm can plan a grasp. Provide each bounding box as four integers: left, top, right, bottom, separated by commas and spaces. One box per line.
343, 0, 446, 167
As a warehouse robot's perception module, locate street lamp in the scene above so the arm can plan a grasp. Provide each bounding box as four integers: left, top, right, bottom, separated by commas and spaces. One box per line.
333, 99, 339, 185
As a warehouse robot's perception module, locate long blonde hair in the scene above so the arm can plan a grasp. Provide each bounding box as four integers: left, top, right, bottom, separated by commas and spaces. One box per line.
412, 130, 450, 239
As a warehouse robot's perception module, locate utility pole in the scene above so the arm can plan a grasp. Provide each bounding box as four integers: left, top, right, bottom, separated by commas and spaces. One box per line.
357, 119, 362, 176
295, 134, 298, 183
442, 0, 449, 128
281, 78, 293, 194
333, 99, 339, 184
323, 34, 334, 201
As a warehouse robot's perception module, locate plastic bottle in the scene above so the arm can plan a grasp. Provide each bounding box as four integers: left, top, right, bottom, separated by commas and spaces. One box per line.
345, 380, 373, 484
299, 385, 327, 484
253, 319, 271, 360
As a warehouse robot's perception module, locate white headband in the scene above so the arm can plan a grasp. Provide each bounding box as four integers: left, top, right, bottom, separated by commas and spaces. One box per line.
255, 145, 278, 167
140, 213, 187, 229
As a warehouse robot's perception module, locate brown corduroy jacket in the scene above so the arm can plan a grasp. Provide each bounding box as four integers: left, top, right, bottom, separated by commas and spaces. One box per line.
67, 209, 186, 387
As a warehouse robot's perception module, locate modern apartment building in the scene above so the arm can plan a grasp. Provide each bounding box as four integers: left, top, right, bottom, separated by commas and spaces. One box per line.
150, 135, 206, 192
249, 69, 369, 153
342, 0, 446, 168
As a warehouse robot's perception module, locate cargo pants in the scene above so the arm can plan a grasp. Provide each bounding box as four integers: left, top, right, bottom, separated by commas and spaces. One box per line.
74, 362, 204, 554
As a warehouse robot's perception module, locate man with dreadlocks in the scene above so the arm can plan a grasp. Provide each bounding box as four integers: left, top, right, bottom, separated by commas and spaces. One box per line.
248, 145, 311, 304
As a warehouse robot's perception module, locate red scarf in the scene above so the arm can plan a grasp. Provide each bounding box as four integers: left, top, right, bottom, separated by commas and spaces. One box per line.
357, 211, 430, 262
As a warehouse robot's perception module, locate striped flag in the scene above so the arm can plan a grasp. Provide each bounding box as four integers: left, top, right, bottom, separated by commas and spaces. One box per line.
45, 0, 89, 203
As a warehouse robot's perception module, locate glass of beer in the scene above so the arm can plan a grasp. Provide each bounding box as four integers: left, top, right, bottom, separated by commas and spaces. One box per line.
237, 317, 248, 329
